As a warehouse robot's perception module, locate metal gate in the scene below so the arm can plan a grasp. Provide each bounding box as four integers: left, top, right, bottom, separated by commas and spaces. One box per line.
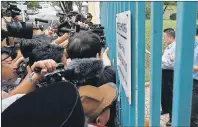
100, 2, 197, 126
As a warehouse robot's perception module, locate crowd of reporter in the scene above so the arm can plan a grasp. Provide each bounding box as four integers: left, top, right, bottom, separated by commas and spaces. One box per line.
1, 11, 118, 127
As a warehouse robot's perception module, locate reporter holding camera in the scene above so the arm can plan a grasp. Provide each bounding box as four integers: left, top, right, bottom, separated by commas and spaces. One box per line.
1, 35, 52, 97
1, 48, 56, 98
2, 59, 86, 127
2, 47, 18, 96
1, 54, 56, 104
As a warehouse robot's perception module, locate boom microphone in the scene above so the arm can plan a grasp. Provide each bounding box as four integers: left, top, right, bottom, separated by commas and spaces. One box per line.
35, 18, 48, 23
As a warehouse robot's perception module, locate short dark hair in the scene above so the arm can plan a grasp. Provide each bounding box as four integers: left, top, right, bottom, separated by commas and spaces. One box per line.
20, 35, 51, 58
66, 31, 102, 59
29, 44, 64, 66
196, 25, 198, 36
1, 47, 12, 61
87, 13, 93, 19
1, 46, 17, 60
163, 28, 175, 39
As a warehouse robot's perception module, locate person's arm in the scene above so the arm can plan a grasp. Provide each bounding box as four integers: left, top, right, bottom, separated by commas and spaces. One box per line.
1, 38, 8, 47
2, 91, 9, 99
102, 47, 111, 67
59, 39, 69, 48
162, 45, 176, 69
55, 33, 69, 45
13, 51, 24, 67
8, 71, 36, 96
33, 29, 42, 35
8, 59, 57, 96
193, 66, 198, 72
78, 21, 89, 30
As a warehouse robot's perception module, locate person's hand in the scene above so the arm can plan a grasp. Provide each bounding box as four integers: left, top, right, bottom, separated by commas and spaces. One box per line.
102, 47, 111, 66
59, 39, 68, 47
44, 28, 55, 39
48, 28, 55, 39
78, 21, 89, 30
26, 65, 32, 75
13, 56, 24, 68
169, 55, 175, 61
31, 59, 57, 81
2, 91, 9, 99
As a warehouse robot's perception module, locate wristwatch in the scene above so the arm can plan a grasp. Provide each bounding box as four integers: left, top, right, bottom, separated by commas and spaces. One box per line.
29, 72, 38, 84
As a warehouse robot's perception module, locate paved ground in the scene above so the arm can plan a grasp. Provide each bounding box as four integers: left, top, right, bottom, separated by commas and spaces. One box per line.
145, 86, 169, 127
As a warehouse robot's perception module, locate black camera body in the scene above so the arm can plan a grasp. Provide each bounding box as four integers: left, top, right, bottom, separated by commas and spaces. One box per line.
56, 11, 88, 36
35, 63, 76, 87
56, 11, 106, 47
89, 24, 106, 48
35, 63, 94, 87
1, 18, 49, 40
16, 59, 28, 80
6, 3, 21, 18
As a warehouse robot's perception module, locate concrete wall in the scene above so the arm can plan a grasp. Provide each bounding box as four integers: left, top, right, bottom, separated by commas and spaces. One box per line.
88, 2, 100, 24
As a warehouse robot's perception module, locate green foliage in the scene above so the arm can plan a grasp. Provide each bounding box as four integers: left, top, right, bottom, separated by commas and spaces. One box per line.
145, 2, 151, 20
164, 1, 177, 5
27, 1, 39, 8
170, 13, 177, 20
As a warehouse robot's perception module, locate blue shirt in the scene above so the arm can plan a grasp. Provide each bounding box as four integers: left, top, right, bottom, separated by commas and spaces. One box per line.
162, 41, 176, 70
193, 40, 198, 80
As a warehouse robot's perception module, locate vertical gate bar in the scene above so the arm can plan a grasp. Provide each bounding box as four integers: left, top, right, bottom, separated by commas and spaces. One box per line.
104, 2, 108, 47
106, 2, 109, 47
128, 1, 137, 126
108, 2, 113, 60
150, 2, 163, 126
115, 2, 122, 125
115, 1, 123, 124
112, 2, 116, 68
107, 2, 110, 50
136, 2, 146, 127
122, 2, 131, 125
119, 2, 126, 125
172, 2, 197, 126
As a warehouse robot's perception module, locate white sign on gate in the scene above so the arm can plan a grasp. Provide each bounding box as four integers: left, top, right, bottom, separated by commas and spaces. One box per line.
116, 10, 131, 104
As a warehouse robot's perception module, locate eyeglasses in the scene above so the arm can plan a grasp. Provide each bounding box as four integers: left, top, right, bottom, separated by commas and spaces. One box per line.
2, 56, 12, 64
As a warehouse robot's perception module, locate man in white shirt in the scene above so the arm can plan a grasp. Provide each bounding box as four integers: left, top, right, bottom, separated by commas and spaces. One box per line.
161, 28, 176, 126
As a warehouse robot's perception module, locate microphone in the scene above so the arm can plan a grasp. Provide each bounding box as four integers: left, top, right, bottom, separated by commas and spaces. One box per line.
35, 18, 48, 23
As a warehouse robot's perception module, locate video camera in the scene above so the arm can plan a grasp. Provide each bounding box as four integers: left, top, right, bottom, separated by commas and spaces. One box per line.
1, 18, 49, 40
56, 20, 80, 36
56, 11, 106, 47
57, 11, 81, 23
89, 24, 106, 48
56, 11, 88, 36
16, 57, 29, 80
34, 63, 97, 87
2, 2, 21, 18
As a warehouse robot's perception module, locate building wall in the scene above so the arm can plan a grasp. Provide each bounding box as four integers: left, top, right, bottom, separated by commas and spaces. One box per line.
88, 2, 100, 24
